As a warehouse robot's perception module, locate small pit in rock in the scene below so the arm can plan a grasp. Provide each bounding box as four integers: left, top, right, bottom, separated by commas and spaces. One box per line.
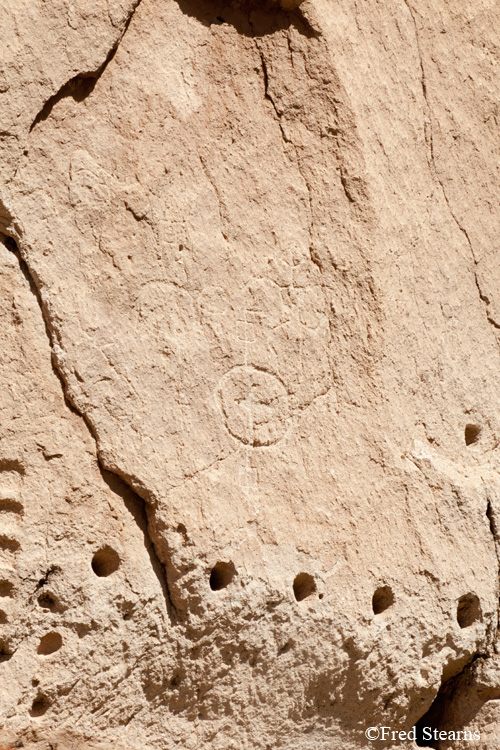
457, 593, 481, 628
0, 535, 20, 552
37, 591, 60, 612
37, 632, 63, 656
0, 497, 23, 515
372, 585, 395, 615
91, 546, 120, 577
465, 423, 482, 446
30, 694, 50, 717
278, 640, 294, 655
0, 640, 13, 661
209, 561, 236, 591
170, 672, 182, 688
0, 580, 14, 597
293, 572, 316, 602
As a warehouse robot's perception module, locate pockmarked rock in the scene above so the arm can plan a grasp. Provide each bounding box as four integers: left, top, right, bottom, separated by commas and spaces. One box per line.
1, 0, 500, 747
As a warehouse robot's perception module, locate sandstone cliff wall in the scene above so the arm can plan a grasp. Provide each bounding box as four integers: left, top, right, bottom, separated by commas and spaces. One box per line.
1, 1, 500, 748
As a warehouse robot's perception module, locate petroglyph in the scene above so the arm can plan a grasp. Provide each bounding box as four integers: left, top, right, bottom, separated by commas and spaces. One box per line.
3, 0, 500, 747
218, 365, 289, 447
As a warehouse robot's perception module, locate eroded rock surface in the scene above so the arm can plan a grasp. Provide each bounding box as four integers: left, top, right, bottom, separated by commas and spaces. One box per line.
2, 0, 500, 748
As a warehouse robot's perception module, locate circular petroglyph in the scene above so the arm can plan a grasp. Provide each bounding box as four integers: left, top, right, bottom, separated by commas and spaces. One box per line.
218, 366, 289, 447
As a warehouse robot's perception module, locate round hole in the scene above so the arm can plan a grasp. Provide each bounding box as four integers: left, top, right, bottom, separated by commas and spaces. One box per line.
457, 593, 481, 628
209, 561, 236, 591
91, 546, 120, 577
0, 535, 20, 552
37, 632, 62, 656
465, 423, 482, 446
0, 580, 14, 598
372, 585, 395, 615
293, 572, 316, 602
37, 591, 59, 612
30, 694, 50, 717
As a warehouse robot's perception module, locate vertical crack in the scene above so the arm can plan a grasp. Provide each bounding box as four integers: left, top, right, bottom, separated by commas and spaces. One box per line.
253, 35, 335, 337
414, 655, 487, 747
403, 0, 499, 334
403, 0, 434, 168
198, 154, 229, 242
252, 29, 346, 384
486, 495, 500, 651
1, 232, 178, 623
252, 35, 315, 258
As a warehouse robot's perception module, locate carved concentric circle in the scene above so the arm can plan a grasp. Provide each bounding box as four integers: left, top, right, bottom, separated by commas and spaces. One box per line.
218, 366, 289, 447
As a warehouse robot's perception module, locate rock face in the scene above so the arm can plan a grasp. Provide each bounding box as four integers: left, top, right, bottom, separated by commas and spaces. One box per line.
1, 0, 500, 748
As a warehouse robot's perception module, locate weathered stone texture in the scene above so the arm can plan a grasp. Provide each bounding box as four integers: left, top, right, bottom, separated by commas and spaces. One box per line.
1, 0, 500, 748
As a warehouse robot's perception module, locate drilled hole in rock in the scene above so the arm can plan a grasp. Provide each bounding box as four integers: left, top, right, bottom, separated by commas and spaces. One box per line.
0, 580, 14, 597
0, 535, 20, 552
91, 546, 120, 577
465, 423, 481, 446
37, 632, 62, 656
372, 585, 395, 615
30, 694, 50, 717
0, 497, 23, 515
0, 456, 24, 474
293, 572, 316, 602
209, 561, 236, 591
37, 592, 59, 612
457, 593, 481, 628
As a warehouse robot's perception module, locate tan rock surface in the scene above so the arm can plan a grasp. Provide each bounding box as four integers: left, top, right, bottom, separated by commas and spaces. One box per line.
1, 0, 500, 748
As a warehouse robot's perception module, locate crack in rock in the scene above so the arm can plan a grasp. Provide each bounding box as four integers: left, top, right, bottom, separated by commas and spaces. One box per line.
0, 231, 178, 622
30, 0, 145, 132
